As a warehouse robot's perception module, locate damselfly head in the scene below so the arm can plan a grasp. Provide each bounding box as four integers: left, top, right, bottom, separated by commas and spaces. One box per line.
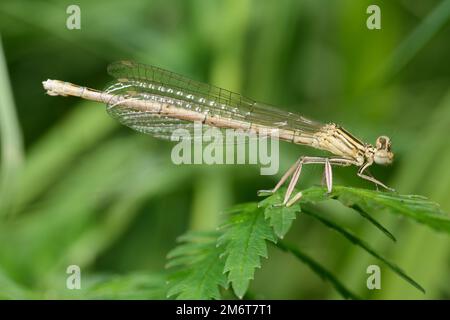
374, 136, 394, 165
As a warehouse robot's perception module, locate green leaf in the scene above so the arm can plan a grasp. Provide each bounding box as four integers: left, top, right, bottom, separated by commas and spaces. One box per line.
274, 241, 359, 300
166, 232, 227, 300
380, 0, 450, 81
302, 206, 425, 293
260, 186, 450, 237
259, 192, 298, 238
218, 203, 276, 298
257, 186, 449, 294
330, 186, 450, 234
0, 37, 24, 216
258, 187, 329, 238
260, 187, 392, 240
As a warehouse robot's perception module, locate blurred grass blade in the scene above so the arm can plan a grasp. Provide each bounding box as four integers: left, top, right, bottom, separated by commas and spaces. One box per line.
0, 137, 191, 285
0, 34, 24, 216
302, 206, 425, 293
14, 102, 117, 211
274, 241, 359, 300
395, 90, 450, 193
380, 0, 450, 81
47, 156, 194, 279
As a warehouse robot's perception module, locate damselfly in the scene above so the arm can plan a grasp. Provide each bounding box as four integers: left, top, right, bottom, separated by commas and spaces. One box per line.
42, 60, 395, 206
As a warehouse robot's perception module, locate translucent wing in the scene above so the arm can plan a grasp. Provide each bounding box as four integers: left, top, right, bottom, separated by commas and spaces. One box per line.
105, 60, 324, 143
104, 81, 265, 144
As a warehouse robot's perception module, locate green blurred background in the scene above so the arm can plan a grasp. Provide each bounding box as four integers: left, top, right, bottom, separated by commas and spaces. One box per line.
0, 0, 449, 299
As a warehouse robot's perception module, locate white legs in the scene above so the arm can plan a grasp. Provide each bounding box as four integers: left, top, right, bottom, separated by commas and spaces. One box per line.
258, 156, 355, 207
259, 156, 394, 207
357, 162, 395, 192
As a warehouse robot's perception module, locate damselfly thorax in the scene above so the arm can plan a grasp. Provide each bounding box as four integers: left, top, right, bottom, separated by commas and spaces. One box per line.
42, 60, 394, 206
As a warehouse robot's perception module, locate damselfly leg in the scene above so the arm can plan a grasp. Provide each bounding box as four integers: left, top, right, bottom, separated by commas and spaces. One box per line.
258, 156, 356, 206
357, 162, 395, 192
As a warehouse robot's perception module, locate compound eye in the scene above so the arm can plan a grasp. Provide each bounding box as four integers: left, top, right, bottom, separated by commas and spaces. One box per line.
376, 136, 391, 150
376, 137, 385, 149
